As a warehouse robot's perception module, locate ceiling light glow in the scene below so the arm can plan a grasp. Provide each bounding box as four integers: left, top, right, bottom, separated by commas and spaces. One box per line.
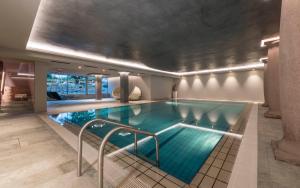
26, 41, 177, 76
179, 63, 264, 76
17, 73, 35, 77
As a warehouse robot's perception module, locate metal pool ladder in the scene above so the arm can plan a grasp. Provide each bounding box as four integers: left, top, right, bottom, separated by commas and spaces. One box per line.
77, 118, 160, 188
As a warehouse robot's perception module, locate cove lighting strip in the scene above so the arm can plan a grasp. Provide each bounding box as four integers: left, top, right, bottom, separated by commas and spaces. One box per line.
26, 41, 178, 76
178, 63, 264, 76
26, 41, 264, 77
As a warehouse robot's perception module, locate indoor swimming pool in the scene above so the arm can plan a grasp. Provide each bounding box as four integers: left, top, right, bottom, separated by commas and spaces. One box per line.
50, 100, 246, 183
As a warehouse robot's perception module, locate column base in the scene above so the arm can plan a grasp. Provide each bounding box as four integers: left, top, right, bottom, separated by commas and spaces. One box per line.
262, 103, 269, 107
264, 110, 281, 119
272, 139, 300, 165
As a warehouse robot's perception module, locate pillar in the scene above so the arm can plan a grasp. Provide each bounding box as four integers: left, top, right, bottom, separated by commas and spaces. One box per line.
0, 61, 3, 105
272, 0, 300, 165
119, 72, 129, 103
264, 45, 281, 119
95, 75, 102, 100
262, 63, 269, 107
34, 62, 47, 112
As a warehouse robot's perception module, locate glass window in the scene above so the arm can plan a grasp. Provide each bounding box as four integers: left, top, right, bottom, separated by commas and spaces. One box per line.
65, 75, 86, 95
47, 74, 68, 95
87, 76, 96, 94
102, 77, 108, 96
47, 73, 110, 98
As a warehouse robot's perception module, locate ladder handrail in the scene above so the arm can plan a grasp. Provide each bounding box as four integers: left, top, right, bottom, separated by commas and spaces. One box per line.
77, 118, 160, 188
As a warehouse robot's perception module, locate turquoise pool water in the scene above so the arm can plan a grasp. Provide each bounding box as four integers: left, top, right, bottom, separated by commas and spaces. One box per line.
50, 100, 245, 183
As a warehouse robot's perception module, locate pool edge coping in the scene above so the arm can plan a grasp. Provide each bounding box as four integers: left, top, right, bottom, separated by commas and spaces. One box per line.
228, 103, 258, 188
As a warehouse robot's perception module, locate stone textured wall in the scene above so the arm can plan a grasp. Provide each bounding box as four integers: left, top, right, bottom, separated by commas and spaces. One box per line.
177, 70, 264, 102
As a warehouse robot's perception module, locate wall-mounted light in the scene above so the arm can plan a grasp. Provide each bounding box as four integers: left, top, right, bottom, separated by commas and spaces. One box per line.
118, 72, 130, 76
17, 73, 35, 77
260, 36, 280, 47
11, 76, 35, 80
259, 57, 268, 63
17, 63, 34, 77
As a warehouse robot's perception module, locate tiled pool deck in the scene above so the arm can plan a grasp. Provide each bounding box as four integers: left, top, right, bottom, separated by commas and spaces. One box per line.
2, 102, 299, 187
65, 122, 242, 188
61, 102, 252, 188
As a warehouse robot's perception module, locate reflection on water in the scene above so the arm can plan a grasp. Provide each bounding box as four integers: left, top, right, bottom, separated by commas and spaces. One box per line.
50, 100, 245, 134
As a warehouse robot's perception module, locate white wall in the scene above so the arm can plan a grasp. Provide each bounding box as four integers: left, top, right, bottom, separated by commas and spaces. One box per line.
108, 75, 173, 100
177, 70, 264, 102
150, 76, 173, 100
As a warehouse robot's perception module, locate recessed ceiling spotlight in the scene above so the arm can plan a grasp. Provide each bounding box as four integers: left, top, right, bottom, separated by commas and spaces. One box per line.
260, 36, 280, 47
78, 65, 82, 69
102, 69, 106, 72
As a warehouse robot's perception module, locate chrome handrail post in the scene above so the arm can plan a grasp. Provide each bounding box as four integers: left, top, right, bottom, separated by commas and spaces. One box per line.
77, 119, 99, 177
153, 135, 160, 167
134, 132, 138, 154
77, 117, 161, 188
98, 127, 123, 188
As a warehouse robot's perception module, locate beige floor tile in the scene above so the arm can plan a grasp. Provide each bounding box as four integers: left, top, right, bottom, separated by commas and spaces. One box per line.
199, 163, 210, 174
216, 153, 227, 160
220, 147, 230, 154
132, 162, 149, 172
207, 166, 220, 178
222, 162, 234, 172
198, 176, 215, 188
217, 170, 231, 183
225, 154, 235, 163
213, 180, 227, 188
151, 166, 167, 176
154, 183, 166, 188
145, 169, 163, 182
212, 159, 224, 168
190, 173, 204, 186
165, 175, 186, 187
160, 178, 181, 188
205, 156, 215, 165
136, 174, 157, 187
122, 156, 136, 165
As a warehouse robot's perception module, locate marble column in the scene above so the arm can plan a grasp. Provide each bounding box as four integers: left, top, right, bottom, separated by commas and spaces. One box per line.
262, 63, 269, 107
272, 0, 300, 165
119, 72, 129, 103
264, 45, 281, 119
0, 61, 3, 105
34, 62, 47, 112
95, 75, 102, 100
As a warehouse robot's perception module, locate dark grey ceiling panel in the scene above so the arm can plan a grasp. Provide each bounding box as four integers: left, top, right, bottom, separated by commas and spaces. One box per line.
33, 0, 281, 72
